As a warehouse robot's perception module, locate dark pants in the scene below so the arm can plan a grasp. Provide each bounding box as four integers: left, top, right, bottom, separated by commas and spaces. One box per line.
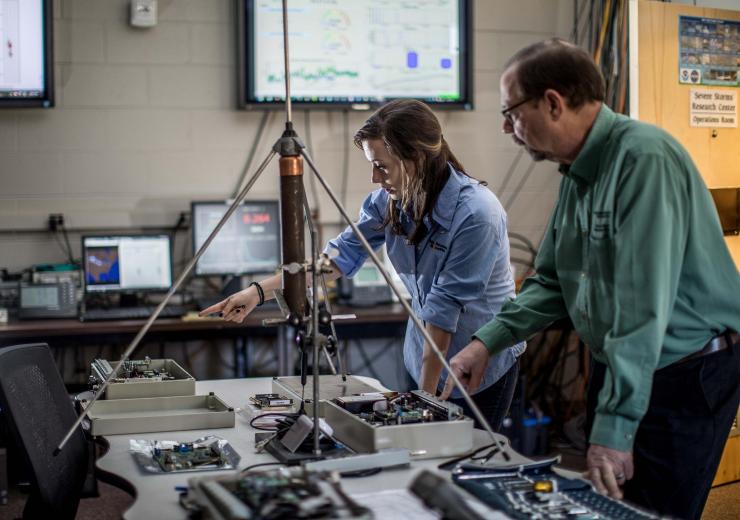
586, 338, 740, 520
450, 358, 519, 431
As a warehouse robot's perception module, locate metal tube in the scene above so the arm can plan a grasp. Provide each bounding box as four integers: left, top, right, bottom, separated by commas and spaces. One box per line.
281, 0, 292, 123
301, 150, 508, 454
279, 156, 307, 319
55, 150, 277, 453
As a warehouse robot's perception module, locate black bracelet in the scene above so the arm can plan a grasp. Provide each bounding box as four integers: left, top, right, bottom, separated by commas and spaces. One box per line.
250, 281, 265, 306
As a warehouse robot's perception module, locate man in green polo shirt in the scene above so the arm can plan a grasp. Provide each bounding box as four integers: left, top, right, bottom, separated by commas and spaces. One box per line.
442, 38, 740, 519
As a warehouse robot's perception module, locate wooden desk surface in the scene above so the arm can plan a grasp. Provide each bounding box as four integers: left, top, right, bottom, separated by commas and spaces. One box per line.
0, 304, 409, 341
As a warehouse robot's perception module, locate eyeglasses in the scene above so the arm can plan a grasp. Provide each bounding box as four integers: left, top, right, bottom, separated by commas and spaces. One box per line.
501, 96, 534, 126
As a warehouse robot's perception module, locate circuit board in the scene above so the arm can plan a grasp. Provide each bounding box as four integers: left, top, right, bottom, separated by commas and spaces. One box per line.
186, 467, 372, 519
335, 390, 464, 426
91, 357, 176, 384
152, 442, 229, 472
249, 393, 293, 410
88, 357, 195, 399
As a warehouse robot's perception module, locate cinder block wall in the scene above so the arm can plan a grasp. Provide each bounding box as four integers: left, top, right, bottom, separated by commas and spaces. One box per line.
0, 0, 573, 273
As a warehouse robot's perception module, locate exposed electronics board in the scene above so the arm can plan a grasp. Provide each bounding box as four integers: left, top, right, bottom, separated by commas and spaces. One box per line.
185, 467, 372, 520
453, 462, 661, 520
250, 393, 293, 410
323, 390, 473, 459
89, 357, 195, 399
153, 442, 229, 472
129, 436, 241, 474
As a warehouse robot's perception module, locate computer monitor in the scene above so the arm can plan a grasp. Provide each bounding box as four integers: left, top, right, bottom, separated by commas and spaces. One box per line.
82, 234, 173, 294
191, 200, 281, 276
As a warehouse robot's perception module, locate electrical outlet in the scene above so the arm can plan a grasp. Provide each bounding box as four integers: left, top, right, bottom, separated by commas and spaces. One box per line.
48, 213, 64, 231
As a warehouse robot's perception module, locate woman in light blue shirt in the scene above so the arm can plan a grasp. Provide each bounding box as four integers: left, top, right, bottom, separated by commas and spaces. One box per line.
204, 99, 525, 430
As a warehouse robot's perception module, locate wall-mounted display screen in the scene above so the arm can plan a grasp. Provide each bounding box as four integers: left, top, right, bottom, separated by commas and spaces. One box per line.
238, 0, 473, 110
0, 0, 54, 108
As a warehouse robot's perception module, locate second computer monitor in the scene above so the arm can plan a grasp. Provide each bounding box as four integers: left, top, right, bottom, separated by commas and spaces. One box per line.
191, 200, 281, 276
82, 234, 173, 294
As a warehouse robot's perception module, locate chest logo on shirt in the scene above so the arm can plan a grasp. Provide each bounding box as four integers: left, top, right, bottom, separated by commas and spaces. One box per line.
591, 211, 613, 240
429, 240, 447, 252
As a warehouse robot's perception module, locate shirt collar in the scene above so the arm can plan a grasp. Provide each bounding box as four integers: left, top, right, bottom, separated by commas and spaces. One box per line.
430, 164, 465, 230
559, 103, 616, 184
394, 163, 466, 231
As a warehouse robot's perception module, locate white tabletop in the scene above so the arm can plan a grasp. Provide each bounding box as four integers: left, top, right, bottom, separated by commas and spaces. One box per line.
95, 377, 527, 520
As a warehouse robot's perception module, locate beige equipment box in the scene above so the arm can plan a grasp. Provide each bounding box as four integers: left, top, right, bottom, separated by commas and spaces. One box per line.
323, 390, 474, 459
86, 393, 235, 436
89, 358, 196, 400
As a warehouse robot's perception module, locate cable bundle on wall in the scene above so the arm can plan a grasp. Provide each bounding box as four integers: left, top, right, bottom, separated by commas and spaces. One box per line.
573, 0, 630, 114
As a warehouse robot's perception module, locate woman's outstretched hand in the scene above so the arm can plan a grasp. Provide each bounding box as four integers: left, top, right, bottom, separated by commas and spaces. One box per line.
198, 287, 259, 323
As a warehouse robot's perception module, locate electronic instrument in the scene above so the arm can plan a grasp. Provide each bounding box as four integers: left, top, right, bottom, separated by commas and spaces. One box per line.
18, 281, 78, 319
453, 459, 661, 519
323, 389, 474, 459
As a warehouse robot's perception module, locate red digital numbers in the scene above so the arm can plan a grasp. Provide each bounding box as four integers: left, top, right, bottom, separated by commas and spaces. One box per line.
242, 212, 271, 225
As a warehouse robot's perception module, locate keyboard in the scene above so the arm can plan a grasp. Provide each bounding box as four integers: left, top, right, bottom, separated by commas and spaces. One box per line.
80, 305, 187, 322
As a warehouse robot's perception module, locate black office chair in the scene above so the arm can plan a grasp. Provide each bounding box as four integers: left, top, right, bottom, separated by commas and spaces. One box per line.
0, 343, 89, 519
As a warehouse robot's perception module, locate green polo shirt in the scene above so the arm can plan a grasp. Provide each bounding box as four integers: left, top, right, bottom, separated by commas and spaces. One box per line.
475, 104, 740, 451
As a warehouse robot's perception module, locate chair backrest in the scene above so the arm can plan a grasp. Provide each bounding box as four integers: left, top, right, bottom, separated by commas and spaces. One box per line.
0, 343, 88, 520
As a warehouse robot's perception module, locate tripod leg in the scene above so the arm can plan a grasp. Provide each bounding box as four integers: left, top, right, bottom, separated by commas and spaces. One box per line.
300, 149, 507, 452
56, 149, 278, 453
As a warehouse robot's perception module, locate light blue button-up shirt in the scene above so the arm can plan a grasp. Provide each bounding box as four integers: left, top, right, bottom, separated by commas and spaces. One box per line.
326, 165, 525, 398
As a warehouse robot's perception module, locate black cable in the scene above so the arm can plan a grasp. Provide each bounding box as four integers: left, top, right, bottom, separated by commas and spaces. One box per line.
249, 412, 299, 431
304, 110, 321, 216
498, 148, 524, 195
52, 233, 71, 263
508, 231, 538, 255
503, 160, 537, 212
340, 109, 350, 207
353, 339, 383, 381
59, 224, 76, 265
340, 467, 382, 478
239, 461, 286, 474
232, 110, 271, 199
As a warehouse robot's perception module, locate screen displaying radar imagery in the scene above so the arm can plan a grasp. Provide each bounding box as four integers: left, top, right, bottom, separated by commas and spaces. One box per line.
243, 0, 470, 107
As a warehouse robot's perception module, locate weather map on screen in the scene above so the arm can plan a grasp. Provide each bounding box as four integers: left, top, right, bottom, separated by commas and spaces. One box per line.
82, 235, 173, 293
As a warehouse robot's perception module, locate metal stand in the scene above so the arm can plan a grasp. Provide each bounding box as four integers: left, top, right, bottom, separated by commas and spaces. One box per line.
56, 0, 508, 461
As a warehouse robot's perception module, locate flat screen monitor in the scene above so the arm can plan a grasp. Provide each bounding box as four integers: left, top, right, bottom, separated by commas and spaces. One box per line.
82, 235, 173, 294
0, 0, 54, 108
237, 0, 473, 110
191, 200, 281, 276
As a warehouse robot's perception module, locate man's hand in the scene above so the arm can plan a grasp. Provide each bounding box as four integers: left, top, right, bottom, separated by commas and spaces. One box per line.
586, 444, 634, 500
440, 339, 490, 400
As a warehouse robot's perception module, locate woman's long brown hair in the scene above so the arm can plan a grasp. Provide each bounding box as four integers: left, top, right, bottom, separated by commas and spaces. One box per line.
353, 99, 477, 245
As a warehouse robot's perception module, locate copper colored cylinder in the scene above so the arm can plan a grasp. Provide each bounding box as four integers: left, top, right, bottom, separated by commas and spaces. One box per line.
279, 155, 307, 319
